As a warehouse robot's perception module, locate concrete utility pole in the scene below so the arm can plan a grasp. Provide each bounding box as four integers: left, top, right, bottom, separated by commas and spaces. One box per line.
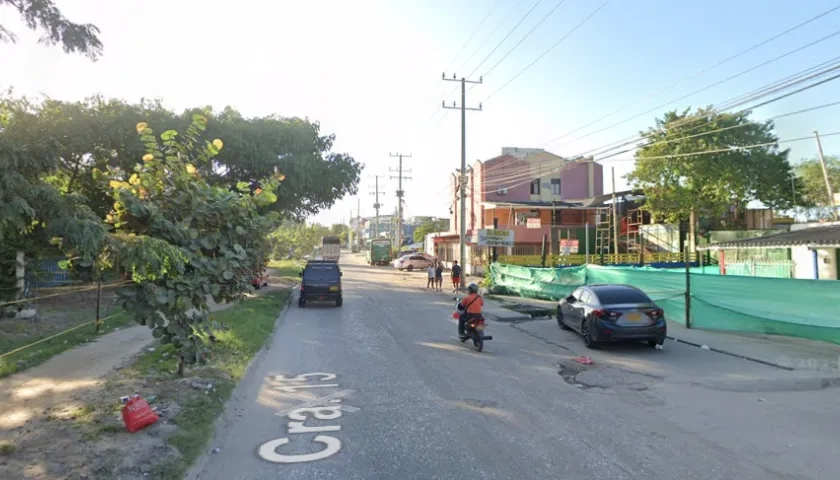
356, 197, 361, 248
348, 209, 355, 250
389, 153, 412, 250
370, 175, 383, 238
814, 131, 839, 220
611, 167, 619, 256
442, 72, 482, 290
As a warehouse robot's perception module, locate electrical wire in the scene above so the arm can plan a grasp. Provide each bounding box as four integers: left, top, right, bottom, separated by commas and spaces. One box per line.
482, 0, 614, 103
579, 58, 840, 160
544, 27, 840, 151
444, 0, 507, 74
467, 0, 547, 78
539, 4, 840, 147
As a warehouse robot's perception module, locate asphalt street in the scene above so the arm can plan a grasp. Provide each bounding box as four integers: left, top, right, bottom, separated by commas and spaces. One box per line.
190, 254, 839, 480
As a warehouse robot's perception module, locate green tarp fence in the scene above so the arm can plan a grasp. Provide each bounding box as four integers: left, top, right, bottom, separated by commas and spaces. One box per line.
487, 263, 840, 345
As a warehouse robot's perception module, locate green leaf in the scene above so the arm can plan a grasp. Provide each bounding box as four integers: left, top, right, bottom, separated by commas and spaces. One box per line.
160, 130, 178, 141
222, 270, 234, 280
235, 226, 246, 235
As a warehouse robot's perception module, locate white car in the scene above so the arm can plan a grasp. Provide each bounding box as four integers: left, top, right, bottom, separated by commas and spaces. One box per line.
393, 254, 434, 272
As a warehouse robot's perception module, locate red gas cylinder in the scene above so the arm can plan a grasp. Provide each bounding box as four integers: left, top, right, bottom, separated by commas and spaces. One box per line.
122, 395, 159, 433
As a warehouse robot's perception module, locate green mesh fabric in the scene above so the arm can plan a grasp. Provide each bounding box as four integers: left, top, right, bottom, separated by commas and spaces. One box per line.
488, 263, 840, 344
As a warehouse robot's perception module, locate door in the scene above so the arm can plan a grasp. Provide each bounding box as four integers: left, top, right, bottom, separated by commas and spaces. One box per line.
571, 290, 591, 333
562, 288, 586, 332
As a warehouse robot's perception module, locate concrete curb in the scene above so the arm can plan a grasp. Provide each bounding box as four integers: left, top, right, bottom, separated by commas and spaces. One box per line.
184, 286, 296, 480
693, 375, 840, 393
666, 335, 797, 371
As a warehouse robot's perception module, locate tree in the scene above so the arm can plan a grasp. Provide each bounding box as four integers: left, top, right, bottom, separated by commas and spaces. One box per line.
0, 0, 103, 59
267, 221, 330, 259
413, 219, 447, 243
94, 115, 281, 374
627, 107, 798, 223
330, 224, 350, 243
794, 155, 840, 219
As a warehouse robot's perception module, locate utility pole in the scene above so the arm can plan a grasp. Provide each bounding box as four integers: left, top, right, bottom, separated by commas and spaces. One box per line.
611, 167, 619, 256
370, 175, 383, 238
348, 209, 354, 250
356, 197, 361, 249
389, 153, 412, 250
442, 72, 482, 290
814, 131, 838, 220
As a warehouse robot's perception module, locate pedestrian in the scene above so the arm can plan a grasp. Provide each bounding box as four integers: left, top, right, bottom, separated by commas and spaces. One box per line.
434, 261, 444, 291
427, 262, 435, 288
451, 260, 462, 292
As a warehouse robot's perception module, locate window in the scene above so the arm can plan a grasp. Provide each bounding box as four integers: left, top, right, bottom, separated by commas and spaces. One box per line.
552, 210, 563, 226
550, 178, 561, 195
591, 287, 652, 305
578, 290, 592, 304
530, 179, 540, 195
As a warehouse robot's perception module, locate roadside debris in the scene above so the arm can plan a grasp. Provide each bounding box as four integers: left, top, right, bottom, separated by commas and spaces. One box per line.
574, 356, 593, 365
121, 394, 159, 433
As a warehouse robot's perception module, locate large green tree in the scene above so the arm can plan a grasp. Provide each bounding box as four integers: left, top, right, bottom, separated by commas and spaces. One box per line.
0, 0, 102, 59
793, 155, 840, 219
268, 221, 331, 259
413, 219, 448, 243
627, 107, 798, 223
0, 95, 362, 221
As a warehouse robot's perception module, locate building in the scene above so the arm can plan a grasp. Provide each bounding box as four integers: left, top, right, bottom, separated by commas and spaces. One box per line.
436, 148, 606, 273
700, 222, 840, 280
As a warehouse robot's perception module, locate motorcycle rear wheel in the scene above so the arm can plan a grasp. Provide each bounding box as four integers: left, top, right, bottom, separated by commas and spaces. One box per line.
473, 335, 484, 352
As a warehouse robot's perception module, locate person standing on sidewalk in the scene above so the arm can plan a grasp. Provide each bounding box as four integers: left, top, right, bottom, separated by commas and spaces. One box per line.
451, 260, 462, 292
434, 261, 444, 291
427, 263, 435, 289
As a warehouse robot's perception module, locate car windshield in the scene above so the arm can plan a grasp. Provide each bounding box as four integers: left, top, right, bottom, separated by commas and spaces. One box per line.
593, 287, 651, 305
303, 266, 338, 281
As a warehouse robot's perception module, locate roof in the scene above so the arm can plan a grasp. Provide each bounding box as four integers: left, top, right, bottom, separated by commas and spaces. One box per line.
698, 224, 840, 250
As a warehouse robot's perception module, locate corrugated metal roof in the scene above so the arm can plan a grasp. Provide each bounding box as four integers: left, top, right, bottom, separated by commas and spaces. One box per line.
699, 224, 840, 250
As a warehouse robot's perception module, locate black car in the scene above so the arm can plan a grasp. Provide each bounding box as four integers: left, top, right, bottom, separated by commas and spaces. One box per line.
298, 260, 343, 308
556, 284, 666, 349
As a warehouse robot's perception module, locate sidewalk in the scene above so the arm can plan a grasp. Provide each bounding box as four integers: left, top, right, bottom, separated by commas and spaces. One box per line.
484, 293, 840, 374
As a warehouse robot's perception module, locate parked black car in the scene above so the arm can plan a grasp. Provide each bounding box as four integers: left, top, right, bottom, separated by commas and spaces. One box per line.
298, 260, 343, 308
556, 284, 666, 349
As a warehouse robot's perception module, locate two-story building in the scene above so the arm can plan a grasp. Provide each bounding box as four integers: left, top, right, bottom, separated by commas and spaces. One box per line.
436, 147, 607, 273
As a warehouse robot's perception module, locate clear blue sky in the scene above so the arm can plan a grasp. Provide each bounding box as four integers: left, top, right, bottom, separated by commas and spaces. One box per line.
2, 0, 840, 225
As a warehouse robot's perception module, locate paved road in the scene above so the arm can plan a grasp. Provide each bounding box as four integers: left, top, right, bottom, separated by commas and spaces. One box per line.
191, 255, 839, 480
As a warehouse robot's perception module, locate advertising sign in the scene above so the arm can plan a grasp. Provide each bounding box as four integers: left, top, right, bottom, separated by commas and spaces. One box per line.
559, 239, 579, 254
477, 229, 514, 247
526, 218, 541, 229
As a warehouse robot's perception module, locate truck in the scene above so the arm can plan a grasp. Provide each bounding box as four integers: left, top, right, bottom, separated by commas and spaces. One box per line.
321, 236, 341, 262
367, 238, 393, 266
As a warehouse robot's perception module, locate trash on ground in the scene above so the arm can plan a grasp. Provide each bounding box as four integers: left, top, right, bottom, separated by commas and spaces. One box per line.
574, 356, 593, 365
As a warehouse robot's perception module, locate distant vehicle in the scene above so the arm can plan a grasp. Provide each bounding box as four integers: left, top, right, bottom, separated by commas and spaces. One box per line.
367, 239, 393, 265
321, 236, 341, 261
393, 253, 433, 272
556, 284, 666, 349
298, 260, 343, 307
251, 269, 270, 289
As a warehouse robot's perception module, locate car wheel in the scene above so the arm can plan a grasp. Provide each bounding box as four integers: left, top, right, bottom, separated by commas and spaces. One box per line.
556, 308, 570, 330
582, 318, 598, 349
298, 299, 305, 308
406, 265, 414, 272
336, 297, 343, 308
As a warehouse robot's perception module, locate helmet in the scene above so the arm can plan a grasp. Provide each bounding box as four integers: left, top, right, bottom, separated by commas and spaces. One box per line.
467, 283, 479, 294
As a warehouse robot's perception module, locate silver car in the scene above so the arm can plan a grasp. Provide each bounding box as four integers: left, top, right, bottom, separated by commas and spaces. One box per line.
556, 284, 666, 349
393, 254, 433, 272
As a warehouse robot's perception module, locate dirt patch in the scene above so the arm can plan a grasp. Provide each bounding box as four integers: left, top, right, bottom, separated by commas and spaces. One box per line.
0, 286, 290, 480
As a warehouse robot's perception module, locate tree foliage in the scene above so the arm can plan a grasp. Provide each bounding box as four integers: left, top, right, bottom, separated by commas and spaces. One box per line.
268, 222, 331, 259
0, 0, 102, 59
330, 223, 350, 243
627, 107, 798, 223
0, 94, 362, 222
413, 219, 448, 243
793, 155, 840, 219
94, 116, 281, 373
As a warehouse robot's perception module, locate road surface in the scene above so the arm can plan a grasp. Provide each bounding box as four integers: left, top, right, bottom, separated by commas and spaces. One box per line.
191, 254, 839, 480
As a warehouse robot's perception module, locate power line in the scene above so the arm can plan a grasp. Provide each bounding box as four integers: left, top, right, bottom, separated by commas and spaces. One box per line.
482, 0, 614, 103
467, 0, 547, 78
540, 4, 840, 147
545, 26, 840, 151
579, 58, 840, 160
483, 0, 571, 78
444, 0, 507, 73
389, 153, 412, 248
453, 0, 528, 81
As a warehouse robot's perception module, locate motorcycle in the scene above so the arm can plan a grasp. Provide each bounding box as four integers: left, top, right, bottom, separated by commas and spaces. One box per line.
452, 304, 493, 352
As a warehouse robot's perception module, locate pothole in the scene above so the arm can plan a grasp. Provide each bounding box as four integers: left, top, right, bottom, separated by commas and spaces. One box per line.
557, 362, 605, 390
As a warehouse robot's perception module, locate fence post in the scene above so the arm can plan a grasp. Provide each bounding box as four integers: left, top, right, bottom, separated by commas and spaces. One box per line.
94, 277, 102, 333
540, 234, 548, 267
684, 244, 692, 329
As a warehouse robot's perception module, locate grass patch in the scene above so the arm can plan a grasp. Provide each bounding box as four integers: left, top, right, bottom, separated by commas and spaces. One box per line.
133, 289, 290, 480
0, 310, 135, 379
267, 259, 304, 279
0, 442, 16, 456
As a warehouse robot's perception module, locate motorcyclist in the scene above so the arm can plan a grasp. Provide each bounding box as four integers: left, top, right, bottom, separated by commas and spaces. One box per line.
456, 283, 484, 339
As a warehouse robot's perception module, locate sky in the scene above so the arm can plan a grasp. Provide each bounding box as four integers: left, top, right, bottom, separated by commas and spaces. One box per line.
2, 0, 840, 226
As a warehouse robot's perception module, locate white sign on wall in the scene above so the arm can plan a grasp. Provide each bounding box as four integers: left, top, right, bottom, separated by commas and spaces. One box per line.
477, 229, 514, 247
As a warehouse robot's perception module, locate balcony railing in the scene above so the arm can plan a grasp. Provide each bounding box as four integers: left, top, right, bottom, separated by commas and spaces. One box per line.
497, 252, 697, 267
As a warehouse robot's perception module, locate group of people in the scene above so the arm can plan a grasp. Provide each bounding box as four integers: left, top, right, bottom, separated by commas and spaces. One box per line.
426, 259, 462, 292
